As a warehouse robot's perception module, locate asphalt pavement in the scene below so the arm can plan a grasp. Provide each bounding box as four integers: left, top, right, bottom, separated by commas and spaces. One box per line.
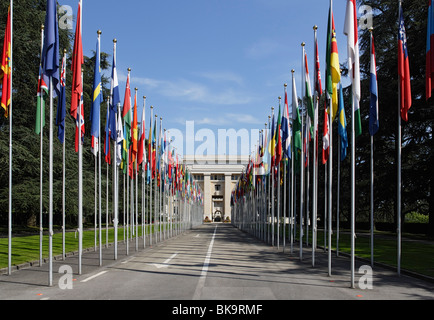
1, 223, 434, 304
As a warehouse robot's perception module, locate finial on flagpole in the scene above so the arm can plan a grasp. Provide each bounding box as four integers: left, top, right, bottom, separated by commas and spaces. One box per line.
369, 27, 374, 33
313, 25, 318, 31
284, 83, 287, 88
291, 69, 295, 74
97, 30, 102, 35
113, 38, 117, 43
41, 24, 44, 30
301, 42, 305, 47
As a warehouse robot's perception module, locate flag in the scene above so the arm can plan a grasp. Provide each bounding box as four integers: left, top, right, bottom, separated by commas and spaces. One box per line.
344, 0, 361, 136
152, 117, 156, 179
426, 0, 434, 100
282, 86, 291, 158
56, 53, 66, 143
122, 71, 132, 165
70, 0, 83, 119
75, 78, 84, 153
275, 103, 282, 166
369, 31, 379, 136
109, 41, 120, 141
148, 108, 153, 178
269, 112, 276, 168
326, 2, 341, 121
322, 102, 329, 165
338, 84, 348, 161
91, 33, 103, 154
104, 102, 111, 164
36, 65, 48, 135
116, 107, 124, 167
131, 90, 138, 165
0, 6, 11, 118
314, 28, 323, 96
292, 73, 302, 166
304, 52, 314, 135
398, 5, 412, 122
137, 99, 146, 168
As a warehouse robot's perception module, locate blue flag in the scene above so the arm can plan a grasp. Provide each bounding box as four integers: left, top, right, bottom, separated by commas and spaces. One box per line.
109, 42, 120, 141
337, 84, 348, 161
42, 0, 60, 98
56, 54, 66, 143
91, 35, 103, 140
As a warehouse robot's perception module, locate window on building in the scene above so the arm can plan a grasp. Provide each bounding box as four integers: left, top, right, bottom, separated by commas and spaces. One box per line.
215, 184, 221, 191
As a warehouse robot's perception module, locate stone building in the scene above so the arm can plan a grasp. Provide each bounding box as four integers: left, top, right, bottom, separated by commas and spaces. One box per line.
183, 155, 249, 222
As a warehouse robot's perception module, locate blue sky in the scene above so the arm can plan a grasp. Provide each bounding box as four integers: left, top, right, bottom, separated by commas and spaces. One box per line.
60, 0, 351, 156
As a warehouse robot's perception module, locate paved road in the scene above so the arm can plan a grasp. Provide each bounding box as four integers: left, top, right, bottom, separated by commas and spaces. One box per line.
1, 223, 434, 304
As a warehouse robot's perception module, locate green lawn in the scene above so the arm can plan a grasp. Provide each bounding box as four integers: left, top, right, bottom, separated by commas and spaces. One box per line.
0, 224, 161, 269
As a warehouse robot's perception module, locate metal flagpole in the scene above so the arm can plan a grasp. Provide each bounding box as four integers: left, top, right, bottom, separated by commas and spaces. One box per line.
312, 26, 318, 267
78, 71, 84, 276
397, 0, 402, 277
7, 0, 13, 278
328, 84, 333, 277
39, 24, 44, 268
98, 31, 102, 266
149, 106, 153, 246
271, 107, 275, 247
300, 43, 305, 261
62, 49, 67, 261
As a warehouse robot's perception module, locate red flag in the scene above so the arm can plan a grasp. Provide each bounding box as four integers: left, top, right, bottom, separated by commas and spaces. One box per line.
137, 99, 146, 168
71, 0, 83, 119
398, 5, 412, 121
1, 7, 11, 118
131, 91, 138, 165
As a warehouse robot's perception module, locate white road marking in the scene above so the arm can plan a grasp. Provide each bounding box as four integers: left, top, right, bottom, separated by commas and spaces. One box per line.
80, 271, 108, 283
193, 225, 218, 300
149, 253, 178, 269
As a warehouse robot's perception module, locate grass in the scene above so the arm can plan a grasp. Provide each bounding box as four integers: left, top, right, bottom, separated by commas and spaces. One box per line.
302, 228, 434, 278
0, 224, 166, 270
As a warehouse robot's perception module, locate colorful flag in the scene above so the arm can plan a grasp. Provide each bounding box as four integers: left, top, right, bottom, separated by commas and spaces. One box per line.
326, 2, 341, 121
70, 0, 83, 119
122, 71, 132, 164
0, 6, 11, 118
91, 34, 103, 154
104, 102, 111, 164
322, 102, 329, 165
269, 112, 276, 168
116, 106, 124, 167
137, 99, 146, 168
131, 90, 138, 165
398, 5, 412, 121
55, 53, 66, 143
344, 0, 361, 136
36, 66, 48, 135
426, 0, 434, 100
304, 52, 314, 134
109, 41, 120, 141
275, 103, 282, 166
75, 81, 85, 153
338, 84, 348, 161
314, 28, 323, 96
282, 85, 291, 158
369, 31, 379, 136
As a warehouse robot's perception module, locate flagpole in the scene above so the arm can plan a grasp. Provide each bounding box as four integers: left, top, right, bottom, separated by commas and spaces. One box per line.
39, 24, 44, 268
312, 25, 318, 267
78, 70, 83, 275
62, 49, 67, 261
300, 43, 305, 261
369, 27, 374, 267
8, 0, 13, 276
397, 0, 403, 276
97, 30, 103, 266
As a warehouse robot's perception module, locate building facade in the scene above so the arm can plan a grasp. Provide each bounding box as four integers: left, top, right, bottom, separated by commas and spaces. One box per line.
183, 155, 249, 222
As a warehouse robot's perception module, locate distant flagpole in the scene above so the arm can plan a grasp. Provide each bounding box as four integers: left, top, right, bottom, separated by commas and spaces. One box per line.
7, 0, 13, 276
39, 24, 44, 268
300, 43, 305, 261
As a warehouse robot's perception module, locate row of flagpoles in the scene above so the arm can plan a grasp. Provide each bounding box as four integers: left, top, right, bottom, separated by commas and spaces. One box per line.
2, 0, 204, 286
231, 0, 421, 288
